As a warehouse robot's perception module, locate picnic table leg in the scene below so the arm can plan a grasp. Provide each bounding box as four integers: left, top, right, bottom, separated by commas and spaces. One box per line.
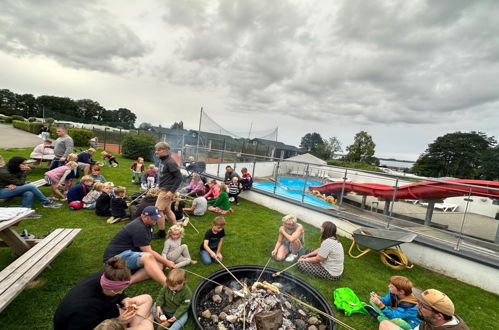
0, 228, 31, 256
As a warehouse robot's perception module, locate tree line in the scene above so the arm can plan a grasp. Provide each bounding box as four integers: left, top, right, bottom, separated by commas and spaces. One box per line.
300, 130, 499, 180
0, 88, 137, 129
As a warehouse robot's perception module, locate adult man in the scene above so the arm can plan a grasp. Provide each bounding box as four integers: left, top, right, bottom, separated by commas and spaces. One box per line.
153, 142, 182, 239
379, 288, 469, 330
102, 206, 175, 286
50, 127, 74, 169
224, 165, 240, 184
77, 148, 97, 175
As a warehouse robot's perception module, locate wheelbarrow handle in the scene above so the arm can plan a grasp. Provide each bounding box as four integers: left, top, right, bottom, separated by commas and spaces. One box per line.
348, 239, 372, 258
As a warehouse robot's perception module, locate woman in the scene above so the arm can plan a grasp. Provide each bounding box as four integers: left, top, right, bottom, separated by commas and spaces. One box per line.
271, 214, 304, 262
180, 173, 204, 196
0, 156, 61, 212
53, 257, 153, 330
298, 221, 344, 281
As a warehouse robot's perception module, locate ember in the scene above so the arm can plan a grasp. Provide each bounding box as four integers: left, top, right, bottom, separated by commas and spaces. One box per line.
192, 265, 335, 330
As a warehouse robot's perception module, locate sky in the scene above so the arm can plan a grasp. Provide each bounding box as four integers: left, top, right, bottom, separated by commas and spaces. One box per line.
2, 0, 499, 161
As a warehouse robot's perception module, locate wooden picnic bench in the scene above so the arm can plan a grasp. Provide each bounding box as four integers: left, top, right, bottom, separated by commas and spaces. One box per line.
0, 227, 81, 313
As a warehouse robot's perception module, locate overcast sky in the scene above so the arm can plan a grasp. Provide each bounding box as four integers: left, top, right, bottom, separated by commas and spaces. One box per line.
2, 0, 499, 160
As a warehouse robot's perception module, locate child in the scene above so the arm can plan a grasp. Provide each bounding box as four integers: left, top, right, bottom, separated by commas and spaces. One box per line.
207, 183, 233, 214
240, 167, 252, 190
180, 173, 204, 196
89, 164, 107, 183
101, 151, 119, 167
171, 192, 189, 226
161, 225, 197, 268
95, 182, 114, 217
67, 175, 94, 204
82, 181, 103, 209
154, 268, 192, 329
108, 186, 129, 223
203, 179, 220, 200
199, 216, 226, 265
130, 187, 160, 218
364, 276, 421, 330
184, 189, 207, 216
144, 164, 157, 188
227, 176, 242, 205
44, 161, 78, 200
130, 157, 144, 184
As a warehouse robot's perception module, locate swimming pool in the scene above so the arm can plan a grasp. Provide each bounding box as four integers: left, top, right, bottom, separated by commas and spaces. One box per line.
253, 178, 332, 207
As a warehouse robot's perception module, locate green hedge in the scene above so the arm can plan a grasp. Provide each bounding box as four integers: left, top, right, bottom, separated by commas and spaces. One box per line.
11, 115, 25, 121
121, 134, 157, 161
327, 159, 383, 172
46, 126, 93, 146
0, 115, 12, 123
12, 120, 44, 134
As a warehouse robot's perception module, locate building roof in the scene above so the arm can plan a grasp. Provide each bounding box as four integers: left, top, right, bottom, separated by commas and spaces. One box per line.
285, 153, 327, 165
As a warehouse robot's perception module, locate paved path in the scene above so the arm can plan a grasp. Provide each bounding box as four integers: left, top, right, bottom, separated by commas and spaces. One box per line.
0, 124, 42, 148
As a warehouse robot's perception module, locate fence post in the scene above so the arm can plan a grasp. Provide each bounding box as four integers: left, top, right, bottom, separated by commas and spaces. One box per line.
104, 128, 108, 151
455, 189, 472, 251
118, 129, 122, 154
387, 178, 399, 228
301, 164, 310, 203
273, 161, 280, 195
217, 150, 222, 178
338, 169, 348, 207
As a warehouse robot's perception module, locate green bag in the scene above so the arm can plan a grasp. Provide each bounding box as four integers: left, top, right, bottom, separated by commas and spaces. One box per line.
333, 287, 368, 316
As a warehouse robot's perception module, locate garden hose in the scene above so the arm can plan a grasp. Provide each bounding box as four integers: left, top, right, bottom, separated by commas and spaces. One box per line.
380, 247, 414, 270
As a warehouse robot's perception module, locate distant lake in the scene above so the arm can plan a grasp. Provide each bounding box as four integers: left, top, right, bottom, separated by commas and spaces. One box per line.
379, 159, 415, 169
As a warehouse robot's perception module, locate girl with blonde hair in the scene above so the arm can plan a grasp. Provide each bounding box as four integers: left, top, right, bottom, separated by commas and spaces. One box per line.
161, 225, 197, 268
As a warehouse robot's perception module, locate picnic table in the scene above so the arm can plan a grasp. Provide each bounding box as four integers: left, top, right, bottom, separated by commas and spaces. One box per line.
0, 208, 35, 256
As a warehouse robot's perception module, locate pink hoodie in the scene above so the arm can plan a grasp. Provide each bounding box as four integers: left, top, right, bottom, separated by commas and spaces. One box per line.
204, 184, 220, 199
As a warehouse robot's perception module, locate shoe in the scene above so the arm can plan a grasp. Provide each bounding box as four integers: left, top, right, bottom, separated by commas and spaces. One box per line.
151, 232, 166, 240
364, 305, 379, 318
182, 217, 189, 227
106, 216, 115, 224
42, 201, 62, 208
25, 213, 43, 219
20, 229, 36, 239
285, 254, 298, 262
108, 217, 121, 224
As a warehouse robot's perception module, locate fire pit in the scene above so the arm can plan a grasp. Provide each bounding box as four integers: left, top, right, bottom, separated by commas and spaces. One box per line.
192, 265, 335, 330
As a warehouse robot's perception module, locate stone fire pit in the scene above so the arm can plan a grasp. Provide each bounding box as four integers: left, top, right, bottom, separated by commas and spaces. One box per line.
191, 265, 335, 330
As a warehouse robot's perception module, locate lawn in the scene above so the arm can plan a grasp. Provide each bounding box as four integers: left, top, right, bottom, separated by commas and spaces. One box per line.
0, 147, 497, 329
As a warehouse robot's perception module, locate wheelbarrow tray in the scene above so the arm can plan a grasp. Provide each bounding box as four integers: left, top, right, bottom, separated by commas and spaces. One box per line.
352, 227, 417, 251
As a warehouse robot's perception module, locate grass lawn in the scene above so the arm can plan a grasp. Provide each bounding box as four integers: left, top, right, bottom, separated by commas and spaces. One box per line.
0, 147, 497, 329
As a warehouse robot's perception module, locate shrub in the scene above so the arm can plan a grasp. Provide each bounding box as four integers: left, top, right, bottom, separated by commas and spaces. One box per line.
327, 159, 383, 172
0, 115, 12, 123
121, 134, 157, 161
12, 120, 44, 134
68, 128, 93, 147
45, 117, 55, 124
11, 115, 26, 121
28, 117, 37, 122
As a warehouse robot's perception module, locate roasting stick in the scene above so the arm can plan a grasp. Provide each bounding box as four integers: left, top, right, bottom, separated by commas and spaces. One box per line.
281, 292, 357, 330
117, 305, 169, 329
184, 269, 224, 287
215, 258, 246, 289
182, 211, 199, 234
256, 257, 272, 283
272, 261, 299, 277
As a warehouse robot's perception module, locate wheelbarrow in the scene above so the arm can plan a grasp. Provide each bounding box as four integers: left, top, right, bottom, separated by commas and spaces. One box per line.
348, 227, 417, 270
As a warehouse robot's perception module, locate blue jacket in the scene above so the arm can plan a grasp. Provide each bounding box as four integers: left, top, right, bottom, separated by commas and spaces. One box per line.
67, 183, 90, 203
77, 151, 96, 165
380, 289, 421, 329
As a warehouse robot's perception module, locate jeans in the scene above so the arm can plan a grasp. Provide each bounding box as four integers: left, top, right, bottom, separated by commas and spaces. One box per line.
200, 250, 222, 265
49, 158, 64, 170
170, 312, 188, 330
0, 184, 50, 208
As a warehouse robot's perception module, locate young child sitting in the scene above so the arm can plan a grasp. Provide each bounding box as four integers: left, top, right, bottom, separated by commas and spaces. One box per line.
227, 176, 242, 205
161, 225, 197, 268
200, 216, 226, 265
101, 151, 119, 167
207, 183, 233, 214
240, 167, 252, 190
130, 187, 160, 218
67, 175, 94, 204
154, 268, 192, 329
364, 275, 421, 330
89, 165, 107, 183
44, 161, 78, 200
184, 189, 207, 216
82, 181, 104, 209
95, 182, 114, 217
203, 179, 220, 200
144, 164, 157, 188
171, 193, 189, 226
108, 186, 129, 223
130, 157, 144, 184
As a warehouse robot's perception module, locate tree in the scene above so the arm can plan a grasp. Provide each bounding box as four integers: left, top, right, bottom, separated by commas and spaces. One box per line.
325, 137, 343, 159
412, 131, 496, 179
138, 122, 153, 130
76, 99, 105, 122
343, 131, 378, 165
170, 121, 183, 130
300, 132, 324, 152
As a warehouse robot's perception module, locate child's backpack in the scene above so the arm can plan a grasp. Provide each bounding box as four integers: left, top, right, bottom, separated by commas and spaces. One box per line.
333, 287, 368, 316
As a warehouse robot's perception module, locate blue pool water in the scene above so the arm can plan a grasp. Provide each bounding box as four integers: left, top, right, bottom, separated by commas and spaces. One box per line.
253, 178, 332, 207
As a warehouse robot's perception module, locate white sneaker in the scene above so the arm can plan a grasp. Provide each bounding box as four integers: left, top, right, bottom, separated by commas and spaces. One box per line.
285, 254, 297, 262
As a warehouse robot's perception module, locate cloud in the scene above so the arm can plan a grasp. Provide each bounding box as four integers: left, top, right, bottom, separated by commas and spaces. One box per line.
0, 0, 149, 72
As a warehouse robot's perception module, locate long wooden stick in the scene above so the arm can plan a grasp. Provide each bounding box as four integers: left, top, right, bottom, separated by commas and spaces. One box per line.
256, 257, 272, 283
215, 258, 245, 289
272, 261, 299, 277
183, 211, 199, 233
183, 269, 225, 287
117, 305, 169, 329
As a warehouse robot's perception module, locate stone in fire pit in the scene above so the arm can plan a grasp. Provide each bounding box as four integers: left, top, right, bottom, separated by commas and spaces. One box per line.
254, 308, 283, 330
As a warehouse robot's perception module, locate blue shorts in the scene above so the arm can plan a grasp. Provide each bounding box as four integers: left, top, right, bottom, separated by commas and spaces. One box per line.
115, 250, 143, 271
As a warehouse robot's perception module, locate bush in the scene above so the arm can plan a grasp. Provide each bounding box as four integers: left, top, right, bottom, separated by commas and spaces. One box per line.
68, 128, 93, 147
0, 115, 12, 123
28, 117, 37, 122
12, 120, 44, 134
45, 117, 55, 124
11, 115, 26, 122
121, 134, 157, 161
327, 159, 383, 172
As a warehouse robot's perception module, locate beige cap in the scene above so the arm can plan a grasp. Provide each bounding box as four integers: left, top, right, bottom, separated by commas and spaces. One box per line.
414, 288, 455, 316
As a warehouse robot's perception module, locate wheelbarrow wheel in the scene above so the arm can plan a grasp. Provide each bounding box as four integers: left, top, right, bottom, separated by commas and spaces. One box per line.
380, 248, 411, 270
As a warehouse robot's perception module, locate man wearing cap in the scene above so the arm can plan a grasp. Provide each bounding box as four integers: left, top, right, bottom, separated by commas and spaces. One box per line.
102, 206, 175, 286
380, 289, 469, 330
153, 141, 182, 239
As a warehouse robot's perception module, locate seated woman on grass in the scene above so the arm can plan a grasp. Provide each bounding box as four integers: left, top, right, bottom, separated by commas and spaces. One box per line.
297, 221, 344, 281
207, 183, 233, 214
271, 214, 304, 262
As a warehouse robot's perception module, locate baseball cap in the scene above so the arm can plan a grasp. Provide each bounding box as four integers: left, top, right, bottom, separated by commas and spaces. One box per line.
142, 206, 161, 220
414, 288, 455, 316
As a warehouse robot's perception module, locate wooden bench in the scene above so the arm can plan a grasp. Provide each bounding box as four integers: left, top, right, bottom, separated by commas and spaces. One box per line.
0, 228, 81, 312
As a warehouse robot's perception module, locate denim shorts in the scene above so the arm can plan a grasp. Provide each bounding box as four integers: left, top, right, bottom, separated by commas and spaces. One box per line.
115, 250, 143, 271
